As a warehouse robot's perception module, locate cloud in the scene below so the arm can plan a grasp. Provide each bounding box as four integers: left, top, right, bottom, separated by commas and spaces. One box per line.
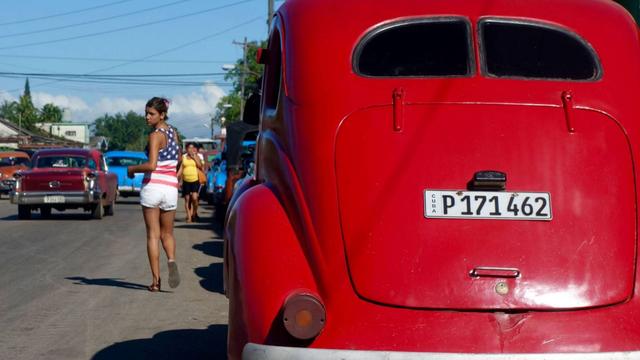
32, 92, 90, 113
17, 82, 227, 138
0, 90, 16, 103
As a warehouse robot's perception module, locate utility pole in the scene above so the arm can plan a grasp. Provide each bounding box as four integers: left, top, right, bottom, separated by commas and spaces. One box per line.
268, 0, 274, 30
232, 37, 248, 122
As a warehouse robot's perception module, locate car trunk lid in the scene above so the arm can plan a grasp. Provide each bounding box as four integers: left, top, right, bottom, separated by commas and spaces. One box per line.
21, 168, 88, 192
335, 103, 636, 310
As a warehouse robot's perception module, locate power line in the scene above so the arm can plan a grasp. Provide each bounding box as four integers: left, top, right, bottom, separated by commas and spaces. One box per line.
88, 15, 264, 74
0, 0, 193, 40
0, 71, 228, 78
0, 0, 136, 27
0, 74, 234, 87
0, 54, 233, 64
0, 0, 257, 50
4, 15, 263, 93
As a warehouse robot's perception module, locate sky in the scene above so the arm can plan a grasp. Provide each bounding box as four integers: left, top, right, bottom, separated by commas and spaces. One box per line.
0, 0, 280, 138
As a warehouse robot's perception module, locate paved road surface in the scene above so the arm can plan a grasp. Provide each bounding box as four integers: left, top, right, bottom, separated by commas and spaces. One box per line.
0, 195, 228, 359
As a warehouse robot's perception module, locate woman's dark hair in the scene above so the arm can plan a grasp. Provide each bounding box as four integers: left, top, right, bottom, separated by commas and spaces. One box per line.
186, 142, 196, 148
146, 97, 170, 120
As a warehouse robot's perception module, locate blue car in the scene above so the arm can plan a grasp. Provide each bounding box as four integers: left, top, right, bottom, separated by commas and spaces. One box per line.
206, 156, 226, 205
104, 151, 148, 197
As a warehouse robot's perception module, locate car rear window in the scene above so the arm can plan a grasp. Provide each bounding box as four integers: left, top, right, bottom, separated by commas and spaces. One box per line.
36, 156, 87, 168
0, 157, 29, 167
354, 18, 473, 77
106, 157, 145, 166
480, 20, 600, 80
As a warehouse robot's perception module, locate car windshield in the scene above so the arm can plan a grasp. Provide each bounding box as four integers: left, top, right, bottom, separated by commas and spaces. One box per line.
36, 156, 88, 169
0, 157, 29, 167
106, 157, 145, 167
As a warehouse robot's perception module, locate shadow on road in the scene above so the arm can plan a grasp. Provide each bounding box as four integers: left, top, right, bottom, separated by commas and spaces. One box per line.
66, 276, 151, 291
2, 213, 102, 221
194, 262, 224, 294
115, 198, 140, 205
193, 240, 223, 258
92, 324, 228, 360
175, 222, 214, 231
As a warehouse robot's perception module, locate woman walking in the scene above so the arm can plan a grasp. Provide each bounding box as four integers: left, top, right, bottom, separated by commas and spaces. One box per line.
177, 142, 203, 222
127, 97, 181, 292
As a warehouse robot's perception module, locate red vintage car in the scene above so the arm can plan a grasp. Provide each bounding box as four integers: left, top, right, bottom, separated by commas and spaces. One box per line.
0, 151, 30, 197
225, 0, 640, 358
11, 148, 117, 219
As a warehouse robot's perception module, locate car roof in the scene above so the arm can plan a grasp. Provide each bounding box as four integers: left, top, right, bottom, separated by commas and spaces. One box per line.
279, 0, 639, 121
0, 151, 30, 158
104, 151, 147, 158
33, 148, 95, 157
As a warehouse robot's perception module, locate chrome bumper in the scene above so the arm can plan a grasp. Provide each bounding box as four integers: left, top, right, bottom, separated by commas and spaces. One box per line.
118, 185, 141, 193
242, 344, 640, 360
11, 190, 102, 205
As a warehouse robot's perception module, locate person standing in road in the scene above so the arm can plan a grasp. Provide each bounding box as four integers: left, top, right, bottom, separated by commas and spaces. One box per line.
177, 142, 203, 223
127, 97, 181, 292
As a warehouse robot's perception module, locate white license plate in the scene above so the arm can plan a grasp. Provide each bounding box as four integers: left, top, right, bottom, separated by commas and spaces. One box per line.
424, 190, 552, 220
44, 195, 65, 203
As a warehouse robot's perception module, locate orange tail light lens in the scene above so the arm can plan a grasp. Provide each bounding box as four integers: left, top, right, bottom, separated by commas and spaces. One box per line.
282, 293, 326, 340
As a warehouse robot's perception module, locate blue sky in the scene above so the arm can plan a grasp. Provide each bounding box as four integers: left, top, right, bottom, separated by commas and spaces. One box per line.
0, 0, 278, 137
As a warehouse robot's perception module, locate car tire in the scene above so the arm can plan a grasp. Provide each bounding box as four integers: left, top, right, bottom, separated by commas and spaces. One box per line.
40, 206, 52, 218
104, 199, 114, 216
91, 202, 104, 220
18, 205, 31, 220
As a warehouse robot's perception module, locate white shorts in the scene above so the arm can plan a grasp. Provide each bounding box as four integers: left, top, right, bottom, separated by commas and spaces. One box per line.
140, 184, 178, 211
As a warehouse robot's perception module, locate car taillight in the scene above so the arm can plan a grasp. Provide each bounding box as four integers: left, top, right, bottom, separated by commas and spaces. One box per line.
85, 172, 96, 190
282, 293, 326, 340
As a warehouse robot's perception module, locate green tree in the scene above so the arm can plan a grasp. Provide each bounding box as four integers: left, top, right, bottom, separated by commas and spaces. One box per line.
215, 40, 265, 125
93, 111, 149, 151
16, 91, 39, 130
40, 103, 64, 123
0, 100, 18, 122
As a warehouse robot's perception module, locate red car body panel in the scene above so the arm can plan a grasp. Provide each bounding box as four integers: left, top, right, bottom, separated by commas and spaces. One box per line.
225, 0, 640, 358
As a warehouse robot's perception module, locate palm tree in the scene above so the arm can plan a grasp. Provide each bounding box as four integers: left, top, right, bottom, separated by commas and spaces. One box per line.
41, 103, 63, 123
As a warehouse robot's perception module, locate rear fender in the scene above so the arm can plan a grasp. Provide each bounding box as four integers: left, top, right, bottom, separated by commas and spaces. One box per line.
226, 184, 317, 358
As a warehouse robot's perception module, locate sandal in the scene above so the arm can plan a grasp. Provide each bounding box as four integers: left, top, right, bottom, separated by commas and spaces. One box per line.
148, 278, 161, 292
168, 261, 180, 288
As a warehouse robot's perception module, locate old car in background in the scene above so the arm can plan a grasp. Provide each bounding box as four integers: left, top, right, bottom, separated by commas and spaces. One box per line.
104, 151, 147, 197
0, 151, 30, 198
206, 155, 225, 205
11, 148, 118, 219
226, 0, 640, 358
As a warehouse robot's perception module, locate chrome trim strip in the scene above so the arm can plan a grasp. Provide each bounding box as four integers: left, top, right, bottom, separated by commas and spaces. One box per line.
243, 344, 640, 360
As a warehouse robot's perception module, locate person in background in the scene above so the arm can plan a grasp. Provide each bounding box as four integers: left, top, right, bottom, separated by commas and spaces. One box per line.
177, 142, 203, 222
127, 97, 181, 292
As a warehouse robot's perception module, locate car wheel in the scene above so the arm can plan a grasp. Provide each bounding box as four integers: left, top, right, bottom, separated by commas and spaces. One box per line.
91, 202, 104, 220
104, 199, 114, 216
40, 206, 52, 218
17, 205, 31, 220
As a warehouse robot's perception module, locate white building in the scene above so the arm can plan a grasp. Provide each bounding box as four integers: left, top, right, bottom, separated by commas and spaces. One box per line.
36, 122, 90, 145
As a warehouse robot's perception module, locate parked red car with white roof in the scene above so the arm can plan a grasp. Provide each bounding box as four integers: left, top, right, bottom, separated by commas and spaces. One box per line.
11, 148, 117, 219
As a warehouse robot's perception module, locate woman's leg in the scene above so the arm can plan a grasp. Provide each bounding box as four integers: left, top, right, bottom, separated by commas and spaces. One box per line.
142, 206, 161, 285
159, 209, 176, 260
160, 209, 180, 288
191, 190, 199, 220
183, 192, 192, 221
